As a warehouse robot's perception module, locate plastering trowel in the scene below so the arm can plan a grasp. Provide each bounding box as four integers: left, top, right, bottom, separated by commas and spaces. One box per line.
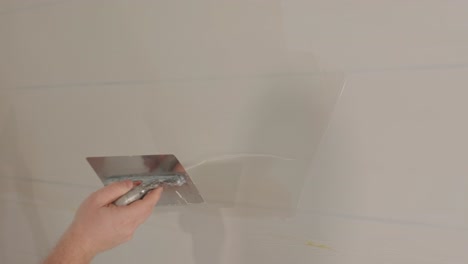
86, 154, 204, 206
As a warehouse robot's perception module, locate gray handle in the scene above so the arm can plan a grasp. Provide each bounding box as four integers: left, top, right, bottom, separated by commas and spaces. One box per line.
113, 184, 159, 206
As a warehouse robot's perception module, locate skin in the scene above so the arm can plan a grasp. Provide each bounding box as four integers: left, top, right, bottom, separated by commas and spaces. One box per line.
43, 180, 163, 264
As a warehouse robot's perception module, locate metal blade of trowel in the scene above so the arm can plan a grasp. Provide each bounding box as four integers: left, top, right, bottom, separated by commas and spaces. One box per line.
86, 154, 204, 206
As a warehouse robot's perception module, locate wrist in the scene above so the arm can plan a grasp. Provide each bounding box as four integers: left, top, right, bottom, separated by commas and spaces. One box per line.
43, 229, 95, 264
63, 226, 97, 260
55, 227, 96, 263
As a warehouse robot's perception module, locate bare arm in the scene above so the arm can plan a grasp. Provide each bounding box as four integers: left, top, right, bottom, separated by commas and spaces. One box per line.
43, 180, 163, 264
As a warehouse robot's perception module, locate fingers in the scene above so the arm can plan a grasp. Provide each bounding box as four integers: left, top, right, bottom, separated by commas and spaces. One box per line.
90, 180, 133, 207
142, 187, 163, 207
123, 187, 163, 223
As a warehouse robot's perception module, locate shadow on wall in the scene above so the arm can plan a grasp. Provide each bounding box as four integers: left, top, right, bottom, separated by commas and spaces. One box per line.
183, 74, 344, 212
0, 108, 50, 262
176, 156, 243, 263
244, 78, 344, 215
176, 73, 344, 263
178, 204, 226, 263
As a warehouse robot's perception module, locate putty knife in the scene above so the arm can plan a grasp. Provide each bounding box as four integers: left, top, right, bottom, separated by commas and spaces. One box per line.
86, 154, 204, 206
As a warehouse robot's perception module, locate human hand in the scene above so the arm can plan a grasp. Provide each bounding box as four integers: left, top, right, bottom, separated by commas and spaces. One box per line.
44, 181, 162, 263
71, 180, 162, 255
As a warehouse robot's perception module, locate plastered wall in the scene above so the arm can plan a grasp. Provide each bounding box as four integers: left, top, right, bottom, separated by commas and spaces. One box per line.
1, 1, 468, 263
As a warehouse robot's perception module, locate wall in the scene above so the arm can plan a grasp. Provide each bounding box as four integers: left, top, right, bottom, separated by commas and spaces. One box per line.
1, 1, 468, 263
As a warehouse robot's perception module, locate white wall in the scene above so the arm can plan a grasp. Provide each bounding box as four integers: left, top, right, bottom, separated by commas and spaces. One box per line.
1, 1, 468, 263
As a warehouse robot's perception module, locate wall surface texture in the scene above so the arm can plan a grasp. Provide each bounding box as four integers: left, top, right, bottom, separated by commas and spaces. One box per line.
1, 1, 468, 263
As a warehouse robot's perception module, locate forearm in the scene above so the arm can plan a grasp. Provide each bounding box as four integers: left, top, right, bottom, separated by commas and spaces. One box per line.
43, 230, 95, 264
43, 181, 161, 263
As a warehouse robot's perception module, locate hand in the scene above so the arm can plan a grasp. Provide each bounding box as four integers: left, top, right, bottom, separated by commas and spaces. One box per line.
43, 181, 163, 263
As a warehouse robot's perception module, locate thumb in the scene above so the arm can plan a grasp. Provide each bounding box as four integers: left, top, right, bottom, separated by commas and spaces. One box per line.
90, 180, 134, 207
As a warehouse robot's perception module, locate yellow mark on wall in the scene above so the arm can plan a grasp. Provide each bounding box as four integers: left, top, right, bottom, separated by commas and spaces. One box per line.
305, 241, 332, 250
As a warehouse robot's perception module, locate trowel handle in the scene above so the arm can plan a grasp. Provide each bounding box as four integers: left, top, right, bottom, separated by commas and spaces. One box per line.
113, 183, 159, 206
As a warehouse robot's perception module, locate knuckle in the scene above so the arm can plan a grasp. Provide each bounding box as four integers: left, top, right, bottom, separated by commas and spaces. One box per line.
83, 195, 97, 207
137, 207, 151, 219
123, 229, 134, 241
140, 211, 151, 221
88, 192, 100, 202
145, 203, 155, 212
125, 233, 134, 241
144, 208, 154, 218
